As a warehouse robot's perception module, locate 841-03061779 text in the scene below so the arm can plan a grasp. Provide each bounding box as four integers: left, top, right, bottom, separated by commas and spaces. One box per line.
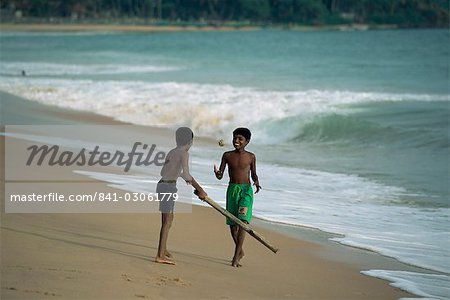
9, 192, 178, 202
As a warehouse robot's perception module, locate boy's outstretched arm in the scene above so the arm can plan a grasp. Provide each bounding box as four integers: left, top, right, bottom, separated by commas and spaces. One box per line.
180, 152, 207, 200
182, 172, 207, 200
190, 177, 208, 200
214, 153, 227, 180
251, 154, 261, 193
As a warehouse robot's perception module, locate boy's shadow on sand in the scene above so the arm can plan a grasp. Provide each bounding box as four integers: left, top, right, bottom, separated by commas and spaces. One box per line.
2, 226, 230, 266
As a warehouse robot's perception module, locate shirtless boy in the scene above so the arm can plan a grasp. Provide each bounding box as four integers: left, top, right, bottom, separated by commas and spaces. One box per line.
155, 127, 207, 265
214, 127, 261, 267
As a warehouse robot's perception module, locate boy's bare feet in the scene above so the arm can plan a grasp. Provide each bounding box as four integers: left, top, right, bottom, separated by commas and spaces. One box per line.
155, 257, 176, 265
231, 250, 245, 267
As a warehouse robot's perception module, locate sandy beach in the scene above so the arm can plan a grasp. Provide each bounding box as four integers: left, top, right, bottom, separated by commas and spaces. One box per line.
0, 23, 260, 33
0, 22, 399, 34
0, 93, 417, 299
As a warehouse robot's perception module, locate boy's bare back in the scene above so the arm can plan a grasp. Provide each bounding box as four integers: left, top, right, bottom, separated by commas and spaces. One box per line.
160, 148, 189, 181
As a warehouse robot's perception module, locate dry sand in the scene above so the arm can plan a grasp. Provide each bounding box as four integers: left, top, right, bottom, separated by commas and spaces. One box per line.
0, 205, 414, 300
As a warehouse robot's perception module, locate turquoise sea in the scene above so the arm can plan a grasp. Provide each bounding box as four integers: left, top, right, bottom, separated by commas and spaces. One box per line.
1, 28, 449, 299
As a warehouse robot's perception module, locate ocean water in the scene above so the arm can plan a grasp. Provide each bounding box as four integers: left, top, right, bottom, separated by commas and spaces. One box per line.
1, 29, 449, 299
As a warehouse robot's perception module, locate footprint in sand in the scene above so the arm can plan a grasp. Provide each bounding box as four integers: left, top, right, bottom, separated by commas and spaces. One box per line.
121, 274, 133, 282
151, 275, 190, 287
3, 286, 60, 297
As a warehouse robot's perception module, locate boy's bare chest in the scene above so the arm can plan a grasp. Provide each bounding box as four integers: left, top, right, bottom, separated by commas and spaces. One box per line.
227, 154, 252, 169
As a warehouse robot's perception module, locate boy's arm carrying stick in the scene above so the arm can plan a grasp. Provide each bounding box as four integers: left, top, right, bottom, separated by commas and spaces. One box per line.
196, 192, 279, 254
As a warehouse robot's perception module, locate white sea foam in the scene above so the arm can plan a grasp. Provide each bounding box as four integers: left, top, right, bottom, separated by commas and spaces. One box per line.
362, 270, 450, 299
0, 77, 448, 143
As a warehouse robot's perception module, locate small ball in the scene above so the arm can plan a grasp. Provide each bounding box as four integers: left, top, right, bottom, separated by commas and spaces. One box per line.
218, 139, 225, 147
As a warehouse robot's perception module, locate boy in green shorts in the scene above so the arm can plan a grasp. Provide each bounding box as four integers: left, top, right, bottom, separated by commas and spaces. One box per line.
214, 127, 261, 267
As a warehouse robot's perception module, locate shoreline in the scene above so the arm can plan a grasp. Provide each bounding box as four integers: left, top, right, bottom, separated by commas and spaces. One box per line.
0, 22, 404, 33
251, 216, 439, 275
1, 90, 413, 299
0, 23, 261, 33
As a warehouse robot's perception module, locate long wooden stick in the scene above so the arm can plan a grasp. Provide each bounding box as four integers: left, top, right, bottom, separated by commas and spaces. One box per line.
203, 196, 279, 253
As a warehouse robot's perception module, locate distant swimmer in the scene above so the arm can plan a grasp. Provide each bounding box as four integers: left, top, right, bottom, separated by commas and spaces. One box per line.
21, 70, 26, 76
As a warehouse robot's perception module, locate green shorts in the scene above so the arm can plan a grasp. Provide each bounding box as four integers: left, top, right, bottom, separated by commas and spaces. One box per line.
226, 183, 253, 225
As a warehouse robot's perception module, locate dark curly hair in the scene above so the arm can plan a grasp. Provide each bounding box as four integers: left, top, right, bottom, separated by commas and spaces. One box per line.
233, 127, 251, 141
